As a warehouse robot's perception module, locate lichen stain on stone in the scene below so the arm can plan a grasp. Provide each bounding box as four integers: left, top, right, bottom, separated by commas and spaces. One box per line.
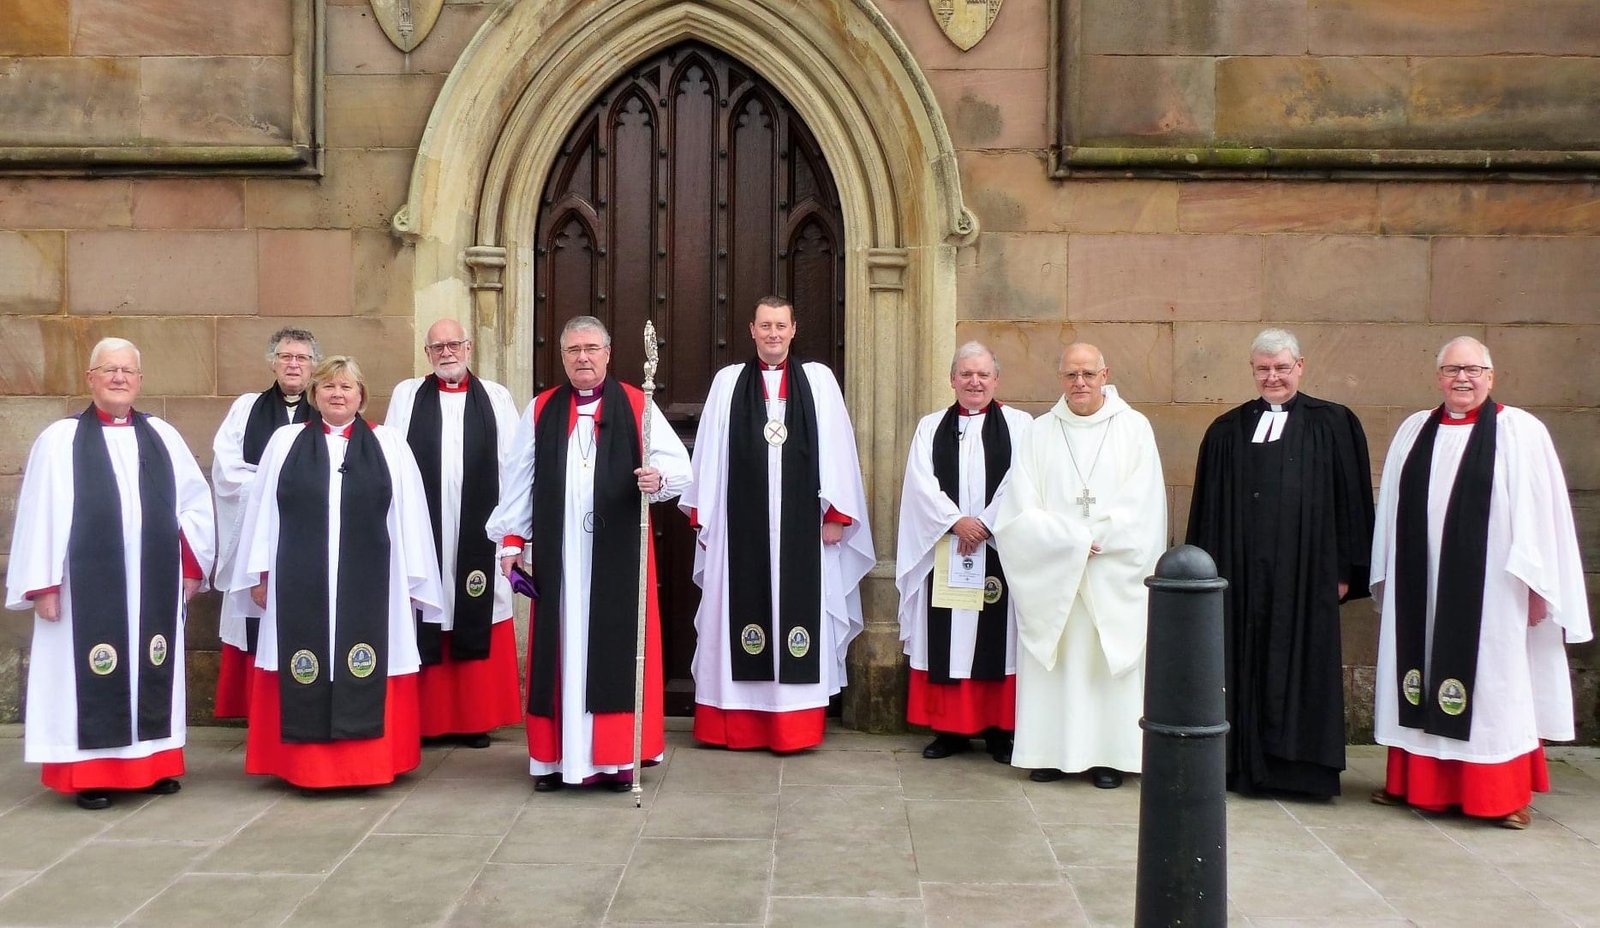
954, 91, 1002, 145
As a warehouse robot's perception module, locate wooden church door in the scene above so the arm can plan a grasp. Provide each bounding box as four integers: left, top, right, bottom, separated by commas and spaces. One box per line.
531, 41, 846, 713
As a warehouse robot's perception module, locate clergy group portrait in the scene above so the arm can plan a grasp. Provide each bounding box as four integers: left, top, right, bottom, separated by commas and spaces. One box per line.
4, 320, 1591, 830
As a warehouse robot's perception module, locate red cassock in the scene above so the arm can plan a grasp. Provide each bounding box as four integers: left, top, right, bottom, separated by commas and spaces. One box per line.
246, 669, 422, 788
418, 622, 524, 738
1384, 746, 1549, 819
905, 671, 1016, 736
214, 644, 253, 720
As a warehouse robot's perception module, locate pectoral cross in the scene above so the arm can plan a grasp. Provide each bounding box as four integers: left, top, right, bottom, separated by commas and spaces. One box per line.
1075, 488, 1096, 518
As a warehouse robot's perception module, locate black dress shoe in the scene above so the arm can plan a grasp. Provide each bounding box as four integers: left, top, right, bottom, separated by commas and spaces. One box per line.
143, 777, 182, 796
1090, 767, 1124, 789
533, 773, 565, 793
1029, 768, 1067, 783
983, 729, 1014, 765
922, 733, 972, 759
601, 779, 633, 793
459, 733, 492, 749
75, 790, 112, 810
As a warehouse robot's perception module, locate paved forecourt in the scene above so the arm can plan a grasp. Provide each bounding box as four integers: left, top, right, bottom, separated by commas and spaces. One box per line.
0, 724, 1594, 927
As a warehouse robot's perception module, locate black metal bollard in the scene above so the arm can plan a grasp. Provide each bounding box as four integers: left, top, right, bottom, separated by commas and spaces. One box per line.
1135, 545, 1229, 928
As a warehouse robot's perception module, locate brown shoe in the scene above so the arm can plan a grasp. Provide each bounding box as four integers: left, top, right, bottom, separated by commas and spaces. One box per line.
1500, 807, 1532, 830
1369, 788, 1404, 806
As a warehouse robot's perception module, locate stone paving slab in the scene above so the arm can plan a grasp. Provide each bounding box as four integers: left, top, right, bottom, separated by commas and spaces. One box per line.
0, 724, 1594, 927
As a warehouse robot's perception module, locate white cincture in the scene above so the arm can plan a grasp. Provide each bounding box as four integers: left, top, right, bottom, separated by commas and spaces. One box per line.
1251, 404, 1287, 444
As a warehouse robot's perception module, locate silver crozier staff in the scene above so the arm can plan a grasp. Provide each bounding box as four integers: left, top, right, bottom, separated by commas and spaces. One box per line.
630, 320, 659, 808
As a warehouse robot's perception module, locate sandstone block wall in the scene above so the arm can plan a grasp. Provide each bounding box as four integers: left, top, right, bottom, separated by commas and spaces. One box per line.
0, 0, 1593, 740
878, 0, 1598, 741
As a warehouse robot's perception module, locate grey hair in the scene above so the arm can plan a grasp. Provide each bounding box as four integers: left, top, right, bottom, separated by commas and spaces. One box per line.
1058, 342, 1106, 371
266, 327, 320, 364
560, 315, 612, 348
949, 341, 1000, 378
89, 337, 140, 369
1436, 335, 1493, 369
1250, 328, 1301, 360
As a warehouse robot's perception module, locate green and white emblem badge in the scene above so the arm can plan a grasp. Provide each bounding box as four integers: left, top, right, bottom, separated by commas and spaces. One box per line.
290, 649, 319, 685
1402, 669, 1423, 707
347, 643, 377, 679
88, 643, 118, 676
465, 569, 488, 599
741, 624, 766, 656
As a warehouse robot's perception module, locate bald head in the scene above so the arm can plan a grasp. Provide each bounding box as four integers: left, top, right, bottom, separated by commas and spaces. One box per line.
1058, 342, 1110, 416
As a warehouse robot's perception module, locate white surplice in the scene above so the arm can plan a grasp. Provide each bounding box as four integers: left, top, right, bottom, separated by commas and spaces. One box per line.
894, 404, 1033, 677
5, 414, 216, 763
993, 386, 1166, 773
485, 388, 690, 782
385, 375, 521, 628
681, 362, 875, 713
1370, 405, 1592, 764
212, 390, 310, 651
224, 423, 446, 678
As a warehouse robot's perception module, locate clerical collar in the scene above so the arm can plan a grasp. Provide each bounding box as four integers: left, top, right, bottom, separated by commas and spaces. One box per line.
437, 373, 470, 394
323, 420, 354, 438
575, 381, 603, 407
958, 404, 987, 417
282, 393, 302, 406
1442, 402, 1500, 425
94, 406, 134, 427
760, 358, 787, 371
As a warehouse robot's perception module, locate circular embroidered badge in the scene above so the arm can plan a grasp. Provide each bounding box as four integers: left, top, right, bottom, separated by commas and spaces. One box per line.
347, 643, 377, 679
465, 569, 488, 599
786, 626, 811, 659
290, 649, 320, 685
1437, 678, 1467, 717
1402, 668, 1423, 707
763, 419, 788, 446
983, 576, 1004, 606
88, 643, 118, 676
148, 634, 168, 668
741, 623, 766, 655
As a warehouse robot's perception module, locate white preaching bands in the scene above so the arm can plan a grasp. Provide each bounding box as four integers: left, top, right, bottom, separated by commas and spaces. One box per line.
1251, 403, 1288, 444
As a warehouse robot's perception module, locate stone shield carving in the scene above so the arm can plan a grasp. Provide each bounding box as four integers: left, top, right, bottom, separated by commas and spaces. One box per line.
370, 0, 443, 53
929, 0, 1004, 51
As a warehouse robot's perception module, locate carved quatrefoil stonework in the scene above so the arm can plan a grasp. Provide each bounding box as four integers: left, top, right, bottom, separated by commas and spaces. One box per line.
370, 0, 443, 53
929, 0, 1004, 51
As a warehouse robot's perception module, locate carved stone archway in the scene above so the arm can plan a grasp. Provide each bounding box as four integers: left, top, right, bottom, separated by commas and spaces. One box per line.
397, 0, 975, 730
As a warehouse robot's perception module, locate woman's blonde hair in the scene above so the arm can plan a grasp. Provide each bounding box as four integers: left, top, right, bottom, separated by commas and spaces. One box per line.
308, 355, 369, 413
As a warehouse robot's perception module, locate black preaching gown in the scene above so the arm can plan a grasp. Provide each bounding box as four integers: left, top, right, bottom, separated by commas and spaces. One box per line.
1186, 394, 1374, 798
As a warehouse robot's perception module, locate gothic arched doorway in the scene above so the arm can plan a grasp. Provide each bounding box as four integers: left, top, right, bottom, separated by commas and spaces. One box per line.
531, 41, 847, 713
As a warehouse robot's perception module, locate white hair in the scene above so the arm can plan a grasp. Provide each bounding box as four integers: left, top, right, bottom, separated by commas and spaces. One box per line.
949, 341, 1000, 378
89, 337, 140, 369
560, 315, 612, 348
265, 326, 320, 365
1436, 335, 1493, 368
1250, 328, 1301, 360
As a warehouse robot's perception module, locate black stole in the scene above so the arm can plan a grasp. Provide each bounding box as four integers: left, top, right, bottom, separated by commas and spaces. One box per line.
927, 402, 1012, 683
242, 381, 316, 466
726, 359, 823, 684
526, 378, 643, 717
1393, 400, 1497, 740
68, 407, 180, 749
274, 418, 393, 742
241, 383, 316, 654
405, 373, 499, 663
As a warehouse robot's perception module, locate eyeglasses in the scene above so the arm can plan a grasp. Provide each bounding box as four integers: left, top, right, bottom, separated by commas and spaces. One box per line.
424, 340, 469, 355
562, 344, 608, 357
91, 366, 141, 378
274, 352, 314, 365
1252, 364, 1298, 378
1439, 364, 1491, 379
1058, 369, 1105, 383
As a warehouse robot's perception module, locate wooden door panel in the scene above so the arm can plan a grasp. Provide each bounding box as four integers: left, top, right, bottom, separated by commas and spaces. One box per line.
533, 42, 845, 714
